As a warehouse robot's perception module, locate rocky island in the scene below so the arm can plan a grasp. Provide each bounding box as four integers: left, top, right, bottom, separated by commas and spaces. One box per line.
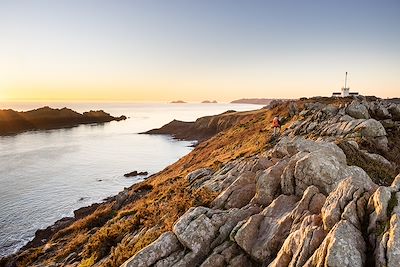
2, 96, 400, 267
124, 171, 149, 178
0, 106, 127, 135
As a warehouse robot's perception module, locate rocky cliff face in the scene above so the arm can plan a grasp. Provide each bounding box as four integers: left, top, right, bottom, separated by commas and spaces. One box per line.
2, 97, 400, 267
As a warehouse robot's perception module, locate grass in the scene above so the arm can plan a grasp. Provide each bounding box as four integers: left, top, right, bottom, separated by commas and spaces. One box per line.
56, 232, 88, 260
53, 206, 114, 240
79, 255, 95, 267
82, 219, 137, 262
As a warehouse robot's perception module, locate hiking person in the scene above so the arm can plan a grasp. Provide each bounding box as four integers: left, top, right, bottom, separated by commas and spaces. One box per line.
272, 116, 281, 136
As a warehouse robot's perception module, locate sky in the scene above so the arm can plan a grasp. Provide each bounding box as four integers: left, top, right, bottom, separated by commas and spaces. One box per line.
0, 0, 399, 102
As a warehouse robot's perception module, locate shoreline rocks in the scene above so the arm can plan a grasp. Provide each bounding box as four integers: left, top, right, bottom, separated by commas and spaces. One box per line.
124, 171, 149, 177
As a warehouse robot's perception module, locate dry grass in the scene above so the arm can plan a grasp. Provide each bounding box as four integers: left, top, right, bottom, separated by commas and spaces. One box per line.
79, 255, 95, 267
82, 219, 137, 261
56, 232, 88, 260
53, 205, 114, 240
13, 247, 44, 267
74, 185, 217, 266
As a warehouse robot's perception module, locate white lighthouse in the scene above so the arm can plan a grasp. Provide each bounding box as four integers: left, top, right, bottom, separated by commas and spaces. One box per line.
332, 72, 358, 97
341, 72, 350, 96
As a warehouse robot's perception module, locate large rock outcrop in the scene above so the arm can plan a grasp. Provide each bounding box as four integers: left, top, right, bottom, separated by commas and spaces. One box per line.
367, 174, 400, 267
121, 205, 261, 267
122, 134, 400, 267
304, 220, 366, 267
346, 100, 370, 119
120, 232, 182, 267
251, 158, 289, 206
232, 186, 325, 263
289, 99, 393, 152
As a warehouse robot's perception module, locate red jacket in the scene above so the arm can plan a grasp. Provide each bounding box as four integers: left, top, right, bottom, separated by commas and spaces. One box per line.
273, 117, 280, 127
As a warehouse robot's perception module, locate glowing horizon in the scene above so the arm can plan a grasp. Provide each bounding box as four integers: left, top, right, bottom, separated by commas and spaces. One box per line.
1, 0, 399, 102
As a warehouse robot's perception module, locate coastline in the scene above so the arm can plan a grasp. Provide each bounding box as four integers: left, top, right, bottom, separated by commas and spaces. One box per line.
0, 108, 251, 259
2, 97, 400, 266
0, 103, 258, 260
17, 172, 157, 255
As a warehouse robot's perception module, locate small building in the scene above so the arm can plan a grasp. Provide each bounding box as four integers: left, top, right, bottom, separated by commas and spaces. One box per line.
341, 87, 350, 97
332, 72, 359, 97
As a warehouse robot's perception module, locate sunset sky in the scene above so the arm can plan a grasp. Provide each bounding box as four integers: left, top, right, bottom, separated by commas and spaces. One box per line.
1, 0, 399, 102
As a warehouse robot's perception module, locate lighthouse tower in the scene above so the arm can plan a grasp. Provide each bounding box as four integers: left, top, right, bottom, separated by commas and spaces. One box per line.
332, 72, 358, 97
341, 72, 350, 97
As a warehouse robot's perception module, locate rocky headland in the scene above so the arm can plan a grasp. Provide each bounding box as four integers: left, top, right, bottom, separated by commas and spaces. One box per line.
2, 96, 400, 267
0, 107, 127, 135
143, 110, 254, 142
231, 98, 285, 105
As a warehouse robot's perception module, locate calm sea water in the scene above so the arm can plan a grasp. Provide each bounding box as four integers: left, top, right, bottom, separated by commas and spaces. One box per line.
0, 102, 259, 257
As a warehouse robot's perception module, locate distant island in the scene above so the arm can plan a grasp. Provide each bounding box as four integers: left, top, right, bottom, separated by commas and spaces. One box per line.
0, 106, 127, 135
201, 100, 217, 103
231, 98, 280, 105
170, 100, 187, 104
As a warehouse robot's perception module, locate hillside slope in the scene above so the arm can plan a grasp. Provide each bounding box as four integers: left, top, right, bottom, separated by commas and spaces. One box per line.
2, 96, 400, 267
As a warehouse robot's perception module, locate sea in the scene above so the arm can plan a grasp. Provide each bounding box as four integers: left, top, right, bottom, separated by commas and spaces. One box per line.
0, 102, 259, 257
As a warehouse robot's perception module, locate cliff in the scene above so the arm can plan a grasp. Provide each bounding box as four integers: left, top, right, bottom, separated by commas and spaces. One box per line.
143, 110, 253, 142
2, 96, 400, 267
0, 107, 127, 135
